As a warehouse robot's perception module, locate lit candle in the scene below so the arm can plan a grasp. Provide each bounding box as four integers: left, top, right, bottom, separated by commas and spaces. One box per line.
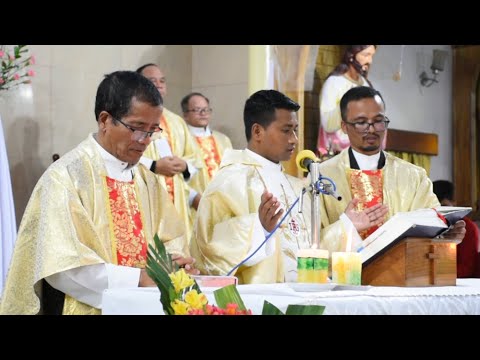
332, 252, 362, 285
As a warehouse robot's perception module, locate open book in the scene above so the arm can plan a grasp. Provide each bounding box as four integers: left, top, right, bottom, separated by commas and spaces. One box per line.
356, 206, 472, 265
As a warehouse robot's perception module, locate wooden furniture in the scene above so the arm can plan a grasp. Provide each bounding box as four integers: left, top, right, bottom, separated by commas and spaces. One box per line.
384, 129, 438, 156
362, 237, 457, 287
452, 45, 480, 221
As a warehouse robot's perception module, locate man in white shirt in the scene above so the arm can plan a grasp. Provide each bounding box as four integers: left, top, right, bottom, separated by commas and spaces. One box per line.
0, 71, 198, 315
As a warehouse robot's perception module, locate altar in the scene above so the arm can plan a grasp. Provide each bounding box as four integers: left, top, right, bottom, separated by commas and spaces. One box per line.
102, 278, 480, 315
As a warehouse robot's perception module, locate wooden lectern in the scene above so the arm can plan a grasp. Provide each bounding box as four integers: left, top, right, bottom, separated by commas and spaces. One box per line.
362, 237, 457, 287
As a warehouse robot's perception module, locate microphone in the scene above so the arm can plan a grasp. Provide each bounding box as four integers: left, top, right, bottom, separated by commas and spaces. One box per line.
296, 150, 319, 173
324, 184, 343, 201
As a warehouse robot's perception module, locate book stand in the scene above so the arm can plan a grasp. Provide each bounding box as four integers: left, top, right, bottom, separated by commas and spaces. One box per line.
361, 237, 457, 286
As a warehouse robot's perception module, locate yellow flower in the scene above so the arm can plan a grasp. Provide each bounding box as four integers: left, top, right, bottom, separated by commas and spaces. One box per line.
184, 290, 208, 310
169, 268, 194, 293
171, 300, 191, 315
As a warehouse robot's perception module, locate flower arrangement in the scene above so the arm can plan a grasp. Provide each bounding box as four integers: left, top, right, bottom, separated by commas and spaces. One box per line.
146, 234, 325, 315
0, 45, 35, 91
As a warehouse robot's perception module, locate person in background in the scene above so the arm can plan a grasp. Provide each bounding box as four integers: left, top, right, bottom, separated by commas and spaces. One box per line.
0, 71, 197, 315
137, 64, 202, 244
433, 180, 480, 278
181, 92, 232, 194
317, 86, 466, 253
191, 90, 317, 284
317, 45, 377, 156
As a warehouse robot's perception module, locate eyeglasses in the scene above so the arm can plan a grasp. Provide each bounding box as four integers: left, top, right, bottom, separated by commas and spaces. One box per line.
114, 117, 163, 141
344, 117, 390, 133
186, 107, 213, 115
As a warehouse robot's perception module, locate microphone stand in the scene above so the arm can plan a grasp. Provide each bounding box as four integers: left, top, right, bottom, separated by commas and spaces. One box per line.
299, 162, 341, 249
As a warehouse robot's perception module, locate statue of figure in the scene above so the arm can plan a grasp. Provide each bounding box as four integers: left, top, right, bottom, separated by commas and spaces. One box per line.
317, 45, 377, 157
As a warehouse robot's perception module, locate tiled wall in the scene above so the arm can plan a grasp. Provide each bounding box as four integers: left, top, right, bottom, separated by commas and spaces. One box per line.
0, 45, 453, 229
0, 45, 192, 226
191, 45, 249, 149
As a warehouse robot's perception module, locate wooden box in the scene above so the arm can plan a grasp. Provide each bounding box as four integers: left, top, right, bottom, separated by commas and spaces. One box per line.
361, 237, 457, 287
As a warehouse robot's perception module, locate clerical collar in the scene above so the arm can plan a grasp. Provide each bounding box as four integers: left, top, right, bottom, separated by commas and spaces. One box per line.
188, 125, 212, 137
93, 134, 138, 180
348, 147, 385, 170
245, 148, 283, 173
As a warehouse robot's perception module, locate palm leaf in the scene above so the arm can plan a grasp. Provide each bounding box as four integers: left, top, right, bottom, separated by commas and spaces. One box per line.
213, 284, 246, 311
262, 301, 285, 315
145, 233, 202, 315
285, 304, 325, 315
146, 234, 176, 315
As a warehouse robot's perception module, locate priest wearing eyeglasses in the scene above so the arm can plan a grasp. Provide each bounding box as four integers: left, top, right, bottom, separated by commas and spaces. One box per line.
317, 86, 466, 253
0, 71, 198, 315
181, 92, 233, 195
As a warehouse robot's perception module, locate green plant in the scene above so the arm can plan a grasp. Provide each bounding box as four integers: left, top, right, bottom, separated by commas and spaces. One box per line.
0, 45, 35, 91
146, 234, 325, 315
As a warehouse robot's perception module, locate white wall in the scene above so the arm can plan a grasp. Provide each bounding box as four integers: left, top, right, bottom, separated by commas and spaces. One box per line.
191, 45, 249, 149
369, 45, 452, 181
0, 45, 191, 226
0, 44, 454, 228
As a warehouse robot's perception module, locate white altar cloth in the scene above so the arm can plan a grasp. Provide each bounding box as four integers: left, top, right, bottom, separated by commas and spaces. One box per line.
102, 279, 480, 315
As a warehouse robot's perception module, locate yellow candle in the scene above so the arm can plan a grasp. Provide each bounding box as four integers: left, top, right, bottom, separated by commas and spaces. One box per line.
297, 249, 329, 283
332, 252, 362, 285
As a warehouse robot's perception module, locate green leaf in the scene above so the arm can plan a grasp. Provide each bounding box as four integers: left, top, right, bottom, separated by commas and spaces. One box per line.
145, 233, 203, 315
285, 304, 325, 315
213, 284, 246, 311
146, 233, 177, 315
261, 301, 285, 315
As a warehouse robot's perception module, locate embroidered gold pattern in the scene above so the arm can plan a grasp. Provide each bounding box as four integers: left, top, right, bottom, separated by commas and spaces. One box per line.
195, 135, 221, 180
106, 176, 147, 268
348, 169, 384, 239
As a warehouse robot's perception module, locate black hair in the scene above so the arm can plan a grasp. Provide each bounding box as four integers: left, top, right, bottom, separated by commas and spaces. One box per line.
331, 45, 376, 73
181, 92, 210, 113
339, 86, 385, 122
329, 45, 377, 86
432, 180, 454, 202
94, 70, 162, 122
244, 90, 300, 141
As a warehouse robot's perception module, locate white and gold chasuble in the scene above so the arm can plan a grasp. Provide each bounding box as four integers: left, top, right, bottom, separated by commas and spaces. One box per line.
143, 108, 203, 244
188, 127, 233, 194
317, 148, 440, 254
0, 134, 188, 315
191, 149, 312, 284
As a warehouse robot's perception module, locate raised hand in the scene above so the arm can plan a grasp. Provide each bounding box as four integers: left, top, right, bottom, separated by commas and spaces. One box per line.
258, 190, 284, 233
345, 198, 389, 232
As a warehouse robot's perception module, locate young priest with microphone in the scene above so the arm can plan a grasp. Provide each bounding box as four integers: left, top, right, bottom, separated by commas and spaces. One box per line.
190, 90, 384, 284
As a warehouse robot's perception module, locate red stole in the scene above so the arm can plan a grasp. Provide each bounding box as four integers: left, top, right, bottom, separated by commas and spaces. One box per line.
160, 115, 175, 203
195, 135, 221, 180
347, 169, 384, 239
106, 176, 147, 268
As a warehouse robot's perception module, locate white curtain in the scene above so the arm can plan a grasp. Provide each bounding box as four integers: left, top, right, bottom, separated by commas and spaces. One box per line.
0, 114, 16, 297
